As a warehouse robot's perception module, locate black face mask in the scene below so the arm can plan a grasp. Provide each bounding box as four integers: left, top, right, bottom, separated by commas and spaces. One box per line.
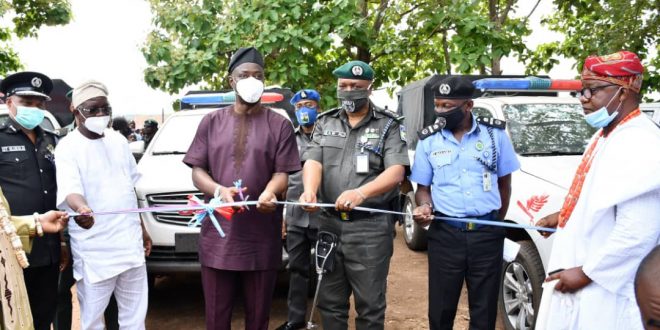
337, 89, 370, 113
435, 102, 467, 130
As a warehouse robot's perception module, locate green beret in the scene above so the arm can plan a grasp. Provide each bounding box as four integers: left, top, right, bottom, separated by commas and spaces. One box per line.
332, 60, 374, 80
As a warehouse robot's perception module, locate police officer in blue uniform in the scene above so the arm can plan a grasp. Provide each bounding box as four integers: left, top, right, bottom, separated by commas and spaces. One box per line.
0, 72, 62, 330
277, 89, 321, 330
410, 76, 520, 330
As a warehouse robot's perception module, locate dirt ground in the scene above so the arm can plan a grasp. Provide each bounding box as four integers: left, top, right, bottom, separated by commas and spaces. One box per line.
69, 224, 503, 329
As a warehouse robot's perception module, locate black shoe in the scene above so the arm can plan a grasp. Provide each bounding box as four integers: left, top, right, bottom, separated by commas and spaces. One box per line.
275, 322, 306, 330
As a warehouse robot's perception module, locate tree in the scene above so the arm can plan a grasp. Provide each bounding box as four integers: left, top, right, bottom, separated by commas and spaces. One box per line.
143, 0, 532, 108
0, 0, 72, 75
527, 0, 659, 97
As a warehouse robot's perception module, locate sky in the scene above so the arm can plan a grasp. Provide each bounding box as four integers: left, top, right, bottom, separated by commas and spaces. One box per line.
11, 0, 577, 117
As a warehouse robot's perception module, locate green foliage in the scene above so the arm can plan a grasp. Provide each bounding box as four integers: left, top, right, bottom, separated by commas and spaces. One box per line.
527, 0, 660, 98
0, 0, 72, 75
143, 0, 532, 109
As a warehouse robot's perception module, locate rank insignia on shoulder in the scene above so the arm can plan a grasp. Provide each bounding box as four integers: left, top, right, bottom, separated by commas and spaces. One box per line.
417, 117, 447, 140
399, 125, 407, 142
477, 116, 506, 129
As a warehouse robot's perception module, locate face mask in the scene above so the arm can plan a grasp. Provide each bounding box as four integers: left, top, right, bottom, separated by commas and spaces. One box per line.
295, 106, 318, 126
81, 112, 111, 135
435, 103, 466, 130
337, 89, 370, 113
584, 87, 623, 128
235, 77, 264, 104
14, 106, 45, 130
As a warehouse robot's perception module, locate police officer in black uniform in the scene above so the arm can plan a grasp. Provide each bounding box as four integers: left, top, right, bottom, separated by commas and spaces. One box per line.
300, 61, 409, 330
0, 72, 62, 330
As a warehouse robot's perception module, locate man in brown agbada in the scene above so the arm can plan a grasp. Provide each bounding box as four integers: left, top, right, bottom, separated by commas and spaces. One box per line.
183, 47, 301, 330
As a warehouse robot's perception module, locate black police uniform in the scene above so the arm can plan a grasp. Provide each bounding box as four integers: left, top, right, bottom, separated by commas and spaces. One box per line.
0, 120, 61, 330
0, 71, 61, 330
302, 103, 409, 330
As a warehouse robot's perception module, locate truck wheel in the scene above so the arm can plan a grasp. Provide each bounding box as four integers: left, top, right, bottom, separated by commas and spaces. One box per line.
402, 192, 427, 251
499, 240, 545, 330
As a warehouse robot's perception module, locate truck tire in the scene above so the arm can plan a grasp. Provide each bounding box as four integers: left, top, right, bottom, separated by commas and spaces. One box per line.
499, 240, 545, 330
402, 192, 427, 251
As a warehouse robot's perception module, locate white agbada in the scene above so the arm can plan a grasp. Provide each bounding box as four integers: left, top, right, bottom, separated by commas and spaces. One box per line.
538, 114, 660, 330
55, 128, 144, 284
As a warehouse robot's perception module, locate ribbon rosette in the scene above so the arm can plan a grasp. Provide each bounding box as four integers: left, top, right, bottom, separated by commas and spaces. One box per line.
185, 195, 235, 237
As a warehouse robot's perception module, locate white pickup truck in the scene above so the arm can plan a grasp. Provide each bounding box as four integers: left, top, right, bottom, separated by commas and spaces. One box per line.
397, 76, 595, 330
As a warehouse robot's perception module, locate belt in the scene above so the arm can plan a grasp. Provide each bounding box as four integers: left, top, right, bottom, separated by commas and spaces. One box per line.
435, 211, 498, 231
324, 209, 377, 221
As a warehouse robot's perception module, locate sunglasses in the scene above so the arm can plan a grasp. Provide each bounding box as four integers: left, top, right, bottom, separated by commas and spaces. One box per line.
77, 106, 112, 116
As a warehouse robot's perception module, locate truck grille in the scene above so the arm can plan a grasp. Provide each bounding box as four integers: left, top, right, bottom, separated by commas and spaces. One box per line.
146, 191, 204, 226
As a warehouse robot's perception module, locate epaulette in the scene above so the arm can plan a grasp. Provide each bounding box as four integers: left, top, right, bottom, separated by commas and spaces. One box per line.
317, 107, 340, 118
373, 107, 403, 122
417, 121, 444, 140
476, 116, 506, 129
42, 128, 64, 137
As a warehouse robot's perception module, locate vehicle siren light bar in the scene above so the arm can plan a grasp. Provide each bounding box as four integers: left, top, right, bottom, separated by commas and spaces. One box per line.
181, 92, 284, 105
472, 77, 582, 92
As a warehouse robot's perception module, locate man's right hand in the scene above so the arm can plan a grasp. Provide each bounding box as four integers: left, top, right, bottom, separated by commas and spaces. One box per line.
412, 204, 434, 227
216, 186, 247, 210
536, 211, 559, 238
74, 206, 95, 229
299, 191, 319, 212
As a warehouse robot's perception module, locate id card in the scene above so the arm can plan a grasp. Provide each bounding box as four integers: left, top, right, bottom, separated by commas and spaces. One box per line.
482, 171, 492, 192
356, 153, 369, 173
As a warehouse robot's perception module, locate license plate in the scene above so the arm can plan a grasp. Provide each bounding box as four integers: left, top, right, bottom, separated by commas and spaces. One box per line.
175, 233, 199, 253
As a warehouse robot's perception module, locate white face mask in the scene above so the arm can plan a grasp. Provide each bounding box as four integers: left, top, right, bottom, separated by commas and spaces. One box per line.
83, 116, 111, 135
235, 77, 264, 104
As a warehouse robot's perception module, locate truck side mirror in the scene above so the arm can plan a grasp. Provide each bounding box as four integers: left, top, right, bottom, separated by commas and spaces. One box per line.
129, 140, 145, 163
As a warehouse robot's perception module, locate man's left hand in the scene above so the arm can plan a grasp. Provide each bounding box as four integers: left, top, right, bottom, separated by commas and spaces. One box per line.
335, 189, 365, 212
257, 190, 277, 213
546, 266, 592, 293
142, 228, 153, 257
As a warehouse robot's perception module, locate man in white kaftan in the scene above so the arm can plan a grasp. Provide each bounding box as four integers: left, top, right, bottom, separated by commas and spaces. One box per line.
55, 81, 149, 330
536, 51, 660, 330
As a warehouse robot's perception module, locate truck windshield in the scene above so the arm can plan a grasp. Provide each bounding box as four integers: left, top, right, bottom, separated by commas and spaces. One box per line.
502, 103, 597, 155
150, 114, 205, 155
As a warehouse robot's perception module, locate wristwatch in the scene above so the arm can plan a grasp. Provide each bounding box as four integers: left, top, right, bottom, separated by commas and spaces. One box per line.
33, 212, 44, 237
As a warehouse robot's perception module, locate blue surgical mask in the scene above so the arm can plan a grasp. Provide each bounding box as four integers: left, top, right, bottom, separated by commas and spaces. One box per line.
295, 106, 318, 126
584, 87, 622, 128
14, 106, 45, 130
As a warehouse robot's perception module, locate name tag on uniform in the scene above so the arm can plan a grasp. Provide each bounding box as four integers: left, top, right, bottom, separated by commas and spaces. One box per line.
1, 146, 26, 152
356, 153, 369, 173
323, 130, 347, 138
483, 171, 492, 192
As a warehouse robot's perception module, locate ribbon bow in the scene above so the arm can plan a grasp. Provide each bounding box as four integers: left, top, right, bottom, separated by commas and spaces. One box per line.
186, 195, 235, 237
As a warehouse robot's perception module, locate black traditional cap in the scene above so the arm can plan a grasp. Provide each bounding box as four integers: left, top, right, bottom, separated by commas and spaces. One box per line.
0, 71, 53, 101
333, 60, 374, 80
433, 76, 475, 99
227, 47, 265, 74
144, 119, 159, 128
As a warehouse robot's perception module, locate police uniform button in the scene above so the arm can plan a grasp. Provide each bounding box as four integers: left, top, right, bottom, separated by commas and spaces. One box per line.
465, 191, 471, 196
15, 158, 19, 162
462, 169, 467, 173
40, 169, 43, 173
44, 190, 48, 194
461, 147, 465, 151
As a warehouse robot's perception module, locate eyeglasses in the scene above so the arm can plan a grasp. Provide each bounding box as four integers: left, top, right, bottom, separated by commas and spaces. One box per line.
577, 84, 618, 100
77, 106, 112, 116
